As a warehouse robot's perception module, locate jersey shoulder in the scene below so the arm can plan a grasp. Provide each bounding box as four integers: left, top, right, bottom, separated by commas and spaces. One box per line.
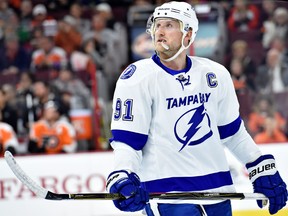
0, 122, 14, 132
32, 120, 47, 128
118, 58, 157, 83
56, 118, 76, 132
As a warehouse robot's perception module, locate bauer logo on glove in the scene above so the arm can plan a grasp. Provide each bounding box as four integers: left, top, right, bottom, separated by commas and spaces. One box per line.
248, 161, 276, 181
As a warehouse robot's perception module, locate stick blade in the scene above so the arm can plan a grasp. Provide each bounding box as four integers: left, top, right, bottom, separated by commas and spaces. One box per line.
4, 151, 48, 199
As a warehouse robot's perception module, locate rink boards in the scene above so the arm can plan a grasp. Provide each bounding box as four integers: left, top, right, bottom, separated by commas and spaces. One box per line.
0, 143, 287, 216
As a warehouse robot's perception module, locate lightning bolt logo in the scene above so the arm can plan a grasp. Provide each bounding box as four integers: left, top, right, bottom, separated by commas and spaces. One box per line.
174, 103, 213, 151
120, 65, 136, 79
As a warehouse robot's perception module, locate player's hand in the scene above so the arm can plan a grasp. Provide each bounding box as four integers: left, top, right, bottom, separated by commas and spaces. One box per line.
246, 154, 287, 214
106, 170, 149, 212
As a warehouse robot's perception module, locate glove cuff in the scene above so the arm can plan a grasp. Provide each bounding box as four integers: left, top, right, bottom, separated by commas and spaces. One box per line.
246, 154, 277, 182
106, 170, 130, 192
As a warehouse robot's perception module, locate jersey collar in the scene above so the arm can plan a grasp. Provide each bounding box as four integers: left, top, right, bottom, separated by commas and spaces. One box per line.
152, 54, 192, 76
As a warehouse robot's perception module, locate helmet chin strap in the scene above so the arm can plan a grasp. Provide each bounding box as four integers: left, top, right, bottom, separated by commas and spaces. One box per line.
161, 45, 185, 62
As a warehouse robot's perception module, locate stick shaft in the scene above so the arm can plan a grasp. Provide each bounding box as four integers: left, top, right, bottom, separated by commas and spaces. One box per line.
46, 192, 266, 201
4, 151, 267, 201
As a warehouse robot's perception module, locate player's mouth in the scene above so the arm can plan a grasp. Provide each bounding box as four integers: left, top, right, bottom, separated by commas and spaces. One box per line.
157, 39, 167, 43
157, 39, 169, 50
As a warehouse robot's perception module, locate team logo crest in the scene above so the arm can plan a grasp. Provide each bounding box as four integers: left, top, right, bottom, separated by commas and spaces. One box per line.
120, 65, 136, 79
174, 103, 213, 151
42, 135, 59, 149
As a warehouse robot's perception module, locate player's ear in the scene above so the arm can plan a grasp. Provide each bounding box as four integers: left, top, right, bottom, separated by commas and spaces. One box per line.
184, 28, 193, 46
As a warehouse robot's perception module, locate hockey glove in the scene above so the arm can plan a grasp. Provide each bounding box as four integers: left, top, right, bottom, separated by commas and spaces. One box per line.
106, 170, 149, 212
246, 154, 287, 215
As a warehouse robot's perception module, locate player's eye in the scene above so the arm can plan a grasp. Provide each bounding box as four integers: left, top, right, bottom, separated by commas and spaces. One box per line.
155, 23, 173, 31
155, 23, 161, 29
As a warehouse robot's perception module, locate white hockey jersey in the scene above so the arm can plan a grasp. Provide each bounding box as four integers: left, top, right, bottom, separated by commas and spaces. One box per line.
110, 54, 260, 194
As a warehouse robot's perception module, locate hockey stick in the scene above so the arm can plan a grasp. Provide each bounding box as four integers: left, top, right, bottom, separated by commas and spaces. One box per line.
4, 151, 267, 201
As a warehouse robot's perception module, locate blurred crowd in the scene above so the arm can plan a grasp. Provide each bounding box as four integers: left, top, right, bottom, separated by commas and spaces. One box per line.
0, 0, 287, 156
222, 0, 288, 145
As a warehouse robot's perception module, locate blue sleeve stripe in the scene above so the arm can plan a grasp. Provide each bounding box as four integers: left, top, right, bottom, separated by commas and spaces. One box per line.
142, 171, 233, 193
218, 116, 242, 139
245, 154, 274, 169
110, 129, 148, 150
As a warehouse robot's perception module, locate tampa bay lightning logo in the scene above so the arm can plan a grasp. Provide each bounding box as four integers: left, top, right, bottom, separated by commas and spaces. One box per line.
174, 103, 213, 151
120, 65, 136, 79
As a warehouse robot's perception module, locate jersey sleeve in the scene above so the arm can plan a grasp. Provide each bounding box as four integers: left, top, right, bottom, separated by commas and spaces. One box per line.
216, 66, 261, 164
217, 66, 241, 128
29, 122, 42, 143
61, 122, 77, 153
111, 141, 142, 173
110, 63, 153, 151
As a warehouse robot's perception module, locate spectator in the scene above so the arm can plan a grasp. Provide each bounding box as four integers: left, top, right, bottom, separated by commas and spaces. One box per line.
227, 0, 260, 32
0, 88, 18, 133
31, 80, 61, 121
31, 35, 68, 72
52, 67, 92, 109
68, 2, 90, 35
262, 7, 288, 49
31, 4, 51, 29
18, 0, 33, 25
248, 96, 286, 137
230, 58, 249, 94
83, 13, 120, 100
0, 34, 31, 75
1, 83, 21, 133
29, 26, 45, 50
0, 111, 19, 156
95, 2, 117, 30
2, 83, 17, 109
3, 11, 19, 40
269, 36, 288, 64
28, 100, 77, 154
0, 0, 16, 42
54, 15, 82, 57
16, 71, 35, 133
95, 2, 128, 68
259, 0, 277, 24
254, 115, 287, 144
226, 40, 257, 91
17, 0, 34, 46
16, 71, 35, 96
256, 48, 288, 94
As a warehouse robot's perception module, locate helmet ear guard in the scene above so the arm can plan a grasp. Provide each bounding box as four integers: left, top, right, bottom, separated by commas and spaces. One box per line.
146, 14, 154, 35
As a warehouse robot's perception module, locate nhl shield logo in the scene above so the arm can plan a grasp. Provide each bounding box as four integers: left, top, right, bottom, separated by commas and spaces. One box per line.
174, 103, 213, 151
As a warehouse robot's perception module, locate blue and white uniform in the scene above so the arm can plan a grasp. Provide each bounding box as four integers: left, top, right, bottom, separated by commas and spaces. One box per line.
110, 54, 261, 202
108, 1, 287, 214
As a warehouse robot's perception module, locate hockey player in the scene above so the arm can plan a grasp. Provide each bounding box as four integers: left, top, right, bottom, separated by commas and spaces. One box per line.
106, 1, 287, 215
28, 100, 77, 154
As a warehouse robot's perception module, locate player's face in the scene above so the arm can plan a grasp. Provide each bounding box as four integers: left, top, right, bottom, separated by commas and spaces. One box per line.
44, 107, 59, 121
153, 18, 182, 55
